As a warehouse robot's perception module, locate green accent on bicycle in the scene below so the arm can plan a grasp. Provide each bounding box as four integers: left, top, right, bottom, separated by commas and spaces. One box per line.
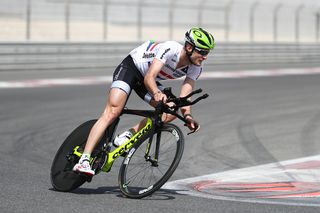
145, 139, 152, 155
71, 118, 153, 172
73, 146, 82, 157
72, 118, 153, 172
73, 146, 94, 163
102, 118, 153, 172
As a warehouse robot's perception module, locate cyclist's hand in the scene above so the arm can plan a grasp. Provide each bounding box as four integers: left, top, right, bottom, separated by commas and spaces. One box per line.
185, 116, 200, 134
154, 91, 167, 102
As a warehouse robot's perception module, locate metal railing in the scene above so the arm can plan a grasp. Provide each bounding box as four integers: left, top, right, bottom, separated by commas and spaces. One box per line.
0, 42, 319, 72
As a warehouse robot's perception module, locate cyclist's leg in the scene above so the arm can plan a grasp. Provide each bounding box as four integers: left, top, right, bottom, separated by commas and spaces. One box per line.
82, 55, 139, 154
74, 88, 127, 175
74, 55, 136, 174
83, 88, 128, 154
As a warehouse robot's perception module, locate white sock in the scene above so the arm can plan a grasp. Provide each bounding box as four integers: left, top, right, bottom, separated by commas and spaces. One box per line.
80, 153, 90, 163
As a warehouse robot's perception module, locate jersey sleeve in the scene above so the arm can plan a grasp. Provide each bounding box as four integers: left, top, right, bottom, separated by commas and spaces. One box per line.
155, 43, 174, 64
187, 66, 202, 81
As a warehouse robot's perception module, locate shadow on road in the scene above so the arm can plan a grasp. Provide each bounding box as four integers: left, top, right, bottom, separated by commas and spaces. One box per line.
49, 186, 179, 200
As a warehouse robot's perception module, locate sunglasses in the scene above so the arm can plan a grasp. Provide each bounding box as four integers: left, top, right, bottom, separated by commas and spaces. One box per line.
194, 47, 210, 56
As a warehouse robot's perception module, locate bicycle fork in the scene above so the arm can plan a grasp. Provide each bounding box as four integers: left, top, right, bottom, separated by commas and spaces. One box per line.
144, 124, 162, 167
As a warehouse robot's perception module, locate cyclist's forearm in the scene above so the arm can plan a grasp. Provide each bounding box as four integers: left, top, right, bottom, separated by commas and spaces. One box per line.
144, 75, 160, 95
180, 77, 194, 116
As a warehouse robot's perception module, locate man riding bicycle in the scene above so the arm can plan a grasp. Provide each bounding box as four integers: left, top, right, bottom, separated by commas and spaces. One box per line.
73, 27, 215, 176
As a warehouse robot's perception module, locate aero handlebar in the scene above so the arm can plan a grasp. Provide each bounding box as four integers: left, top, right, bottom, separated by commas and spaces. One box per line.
156, 87, 209, 131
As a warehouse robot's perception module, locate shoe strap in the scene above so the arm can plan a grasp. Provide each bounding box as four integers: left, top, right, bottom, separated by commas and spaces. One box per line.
80, 158, 90, 164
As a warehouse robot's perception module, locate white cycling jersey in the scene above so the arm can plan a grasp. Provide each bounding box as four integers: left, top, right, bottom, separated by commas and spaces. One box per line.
129, 40, 202, 81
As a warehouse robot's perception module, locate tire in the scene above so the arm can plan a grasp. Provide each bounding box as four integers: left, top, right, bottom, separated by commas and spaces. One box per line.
50, 119, 105, 192
118, 123, 184, 199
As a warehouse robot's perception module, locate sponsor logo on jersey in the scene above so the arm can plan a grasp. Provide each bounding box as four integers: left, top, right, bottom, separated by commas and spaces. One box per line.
164, 64, 175, 72
181, 66, 189, 74
196, 67, 202, 80
142, 52, 155, 59
160, 48, 171, 59
172, 70, 186, 78
163, 64, 189, 78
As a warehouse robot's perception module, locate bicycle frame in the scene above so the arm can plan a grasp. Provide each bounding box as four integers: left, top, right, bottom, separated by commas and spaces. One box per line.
72, 108, 159, 173
102, 117, 153, 172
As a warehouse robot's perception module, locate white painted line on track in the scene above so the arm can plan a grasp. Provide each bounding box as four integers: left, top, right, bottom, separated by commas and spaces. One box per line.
0, 67, 320, 89
0, 76, 113, 89
200, 67, 320, 79
162, 155, 320, 206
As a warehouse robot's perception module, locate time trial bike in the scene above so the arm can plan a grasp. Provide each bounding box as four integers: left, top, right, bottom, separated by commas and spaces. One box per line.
50, 88, 208, 199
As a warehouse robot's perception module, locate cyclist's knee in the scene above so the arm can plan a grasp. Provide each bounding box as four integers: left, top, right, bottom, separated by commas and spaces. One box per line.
101, 88, 127, 121
103, 105, 122, 120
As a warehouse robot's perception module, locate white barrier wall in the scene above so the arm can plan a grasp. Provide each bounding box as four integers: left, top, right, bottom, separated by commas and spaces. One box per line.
0, 0, 319, 43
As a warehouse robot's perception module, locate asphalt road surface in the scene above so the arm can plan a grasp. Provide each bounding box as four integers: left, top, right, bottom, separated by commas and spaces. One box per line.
1, 68, 320, 213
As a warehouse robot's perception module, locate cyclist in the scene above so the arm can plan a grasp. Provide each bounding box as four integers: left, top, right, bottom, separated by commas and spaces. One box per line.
73, 27, 215, 176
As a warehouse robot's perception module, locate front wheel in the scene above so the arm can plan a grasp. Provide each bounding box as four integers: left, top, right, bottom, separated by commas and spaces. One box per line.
118, 123, 184, 199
